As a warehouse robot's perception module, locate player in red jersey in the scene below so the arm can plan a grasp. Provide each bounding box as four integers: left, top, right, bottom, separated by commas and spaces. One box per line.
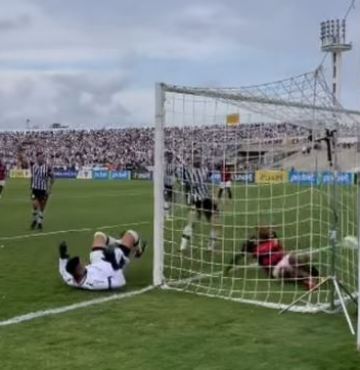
0, 158, 7, 199
217, 163, 232, 200
225, 227, 320, 290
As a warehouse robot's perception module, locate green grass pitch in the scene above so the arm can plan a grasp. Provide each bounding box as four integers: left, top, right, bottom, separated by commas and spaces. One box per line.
165, 183, 358, 308
0, 179, 359, 370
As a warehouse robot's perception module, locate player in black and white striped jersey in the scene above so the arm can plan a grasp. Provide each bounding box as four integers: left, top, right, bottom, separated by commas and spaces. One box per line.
164, 151, 177, 220
30, 152, 54, 230
180, 154, 219, 252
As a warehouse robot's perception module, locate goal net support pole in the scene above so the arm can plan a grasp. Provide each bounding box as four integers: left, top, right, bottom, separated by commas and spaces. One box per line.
281, 130, 357, 335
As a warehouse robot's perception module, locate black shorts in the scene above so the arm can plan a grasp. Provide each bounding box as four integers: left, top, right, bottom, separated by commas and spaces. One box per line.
32, 189, 48, 201
194, 198, 218, 221
164, 185, 173, 201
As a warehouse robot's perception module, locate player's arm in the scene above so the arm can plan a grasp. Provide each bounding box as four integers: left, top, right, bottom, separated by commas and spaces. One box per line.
59, 258, 77, 287
58, 242, 77, 287
225, 237, 257, 274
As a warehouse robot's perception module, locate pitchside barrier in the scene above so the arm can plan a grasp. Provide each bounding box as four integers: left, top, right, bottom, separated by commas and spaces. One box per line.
9, 169, 31, 178
8, 168, 356, 185
288, 170, 354, 186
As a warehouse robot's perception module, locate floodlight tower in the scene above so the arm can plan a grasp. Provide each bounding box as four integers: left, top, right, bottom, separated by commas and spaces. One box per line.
317, 17, 357, 338
320, 19, 352, 104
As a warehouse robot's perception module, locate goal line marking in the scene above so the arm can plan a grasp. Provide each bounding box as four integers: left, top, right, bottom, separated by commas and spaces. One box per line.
0, 285, 154, 327
0, 221, 150, 241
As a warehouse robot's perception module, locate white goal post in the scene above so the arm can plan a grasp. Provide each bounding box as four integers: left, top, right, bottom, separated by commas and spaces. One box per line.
153, 70, 360, 341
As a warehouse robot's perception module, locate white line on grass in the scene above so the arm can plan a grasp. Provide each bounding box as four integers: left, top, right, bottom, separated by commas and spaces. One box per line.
5, 191, 148, 203
0, 285, 155, 327
0, 221, 150, 241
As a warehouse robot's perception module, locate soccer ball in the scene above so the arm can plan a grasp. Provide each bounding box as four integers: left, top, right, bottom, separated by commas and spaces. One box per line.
342, 236, 359, 250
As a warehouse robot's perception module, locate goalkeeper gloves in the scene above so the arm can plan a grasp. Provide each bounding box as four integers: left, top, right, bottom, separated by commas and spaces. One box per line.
59, 241, 70, 259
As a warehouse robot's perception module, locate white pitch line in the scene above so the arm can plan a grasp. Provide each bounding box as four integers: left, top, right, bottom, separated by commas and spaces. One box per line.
4, 191, 149, 203
0, 221, 150, 241
0, 285, 155, 327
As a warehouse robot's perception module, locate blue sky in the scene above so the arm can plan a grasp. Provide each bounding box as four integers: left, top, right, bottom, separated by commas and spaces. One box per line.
0, 0, 359, 129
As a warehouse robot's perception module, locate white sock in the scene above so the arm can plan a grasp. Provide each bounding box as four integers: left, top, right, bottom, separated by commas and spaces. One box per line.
180, 224, 192, 251
37, 211, 44, 225
208, 228, 217, 251
164, 201, 170, 217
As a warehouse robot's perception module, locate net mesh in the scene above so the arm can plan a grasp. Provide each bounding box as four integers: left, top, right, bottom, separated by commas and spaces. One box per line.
158, 68, 359, 312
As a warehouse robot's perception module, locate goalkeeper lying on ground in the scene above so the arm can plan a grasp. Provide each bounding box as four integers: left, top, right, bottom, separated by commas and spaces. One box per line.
58, 229, 146, 290
225, 227, 320, 290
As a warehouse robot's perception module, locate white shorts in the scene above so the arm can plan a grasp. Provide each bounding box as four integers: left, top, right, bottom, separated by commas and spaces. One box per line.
0, 180, 5, 187
90, 246, 129, 267
90, 248, 105, 264
272, 254, 292, 279
220, 181, 232, 189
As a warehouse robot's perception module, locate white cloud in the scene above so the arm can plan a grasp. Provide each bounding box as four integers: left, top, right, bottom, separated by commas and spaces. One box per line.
0, 70, 135, 129
0, 0, 358, 129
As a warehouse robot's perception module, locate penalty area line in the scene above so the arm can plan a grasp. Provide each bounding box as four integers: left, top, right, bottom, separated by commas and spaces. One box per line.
0, 221, 150, 241
0, 285, 155, 327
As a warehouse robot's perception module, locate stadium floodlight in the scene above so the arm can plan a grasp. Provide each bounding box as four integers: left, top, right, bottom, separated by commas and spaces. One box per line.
154, 68, 360, 345
320, 18, 352, 104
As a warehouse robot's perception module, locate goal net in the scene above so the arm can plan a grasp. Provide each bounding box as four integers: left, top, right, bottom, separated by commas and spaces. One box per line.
153, 68, 360, 313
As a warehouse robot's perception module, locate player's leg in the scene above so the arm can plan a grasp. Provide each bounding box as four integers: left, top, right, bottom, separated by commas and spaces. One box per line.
164, 185, 173, 220
203, 198, 219, 251
89, 231, 108, 263
272, 254, 295, 280
0, 180, 4, 199
180, 202, 197, 251
185, 183, 191, 205
289, 254, 320, 290
36, 192, 49, 230
90, 229, 146, 264
274, 254, 319, 290
225, 181, 232, 199
180, 196, 220, 252
31, 190, 40, 229
120, 230, 146, 258
292, 253, 320, 277
217, 182, 224, 199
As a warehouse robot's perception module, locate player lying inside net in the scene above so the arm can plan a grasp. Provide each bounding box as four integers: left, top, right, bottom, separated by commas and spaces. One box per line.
59, 229, 146, 290
225, 227, 320, 290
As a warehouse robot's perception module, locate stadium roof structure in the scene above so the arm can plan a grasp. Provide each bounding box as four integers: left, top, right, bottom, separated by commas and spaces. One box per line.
162, 67, 360, 131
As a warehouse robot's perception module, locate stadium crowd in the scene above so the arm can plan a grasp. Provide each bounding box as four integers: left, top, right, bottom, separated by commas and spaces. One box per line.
0, 122, 349, 170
